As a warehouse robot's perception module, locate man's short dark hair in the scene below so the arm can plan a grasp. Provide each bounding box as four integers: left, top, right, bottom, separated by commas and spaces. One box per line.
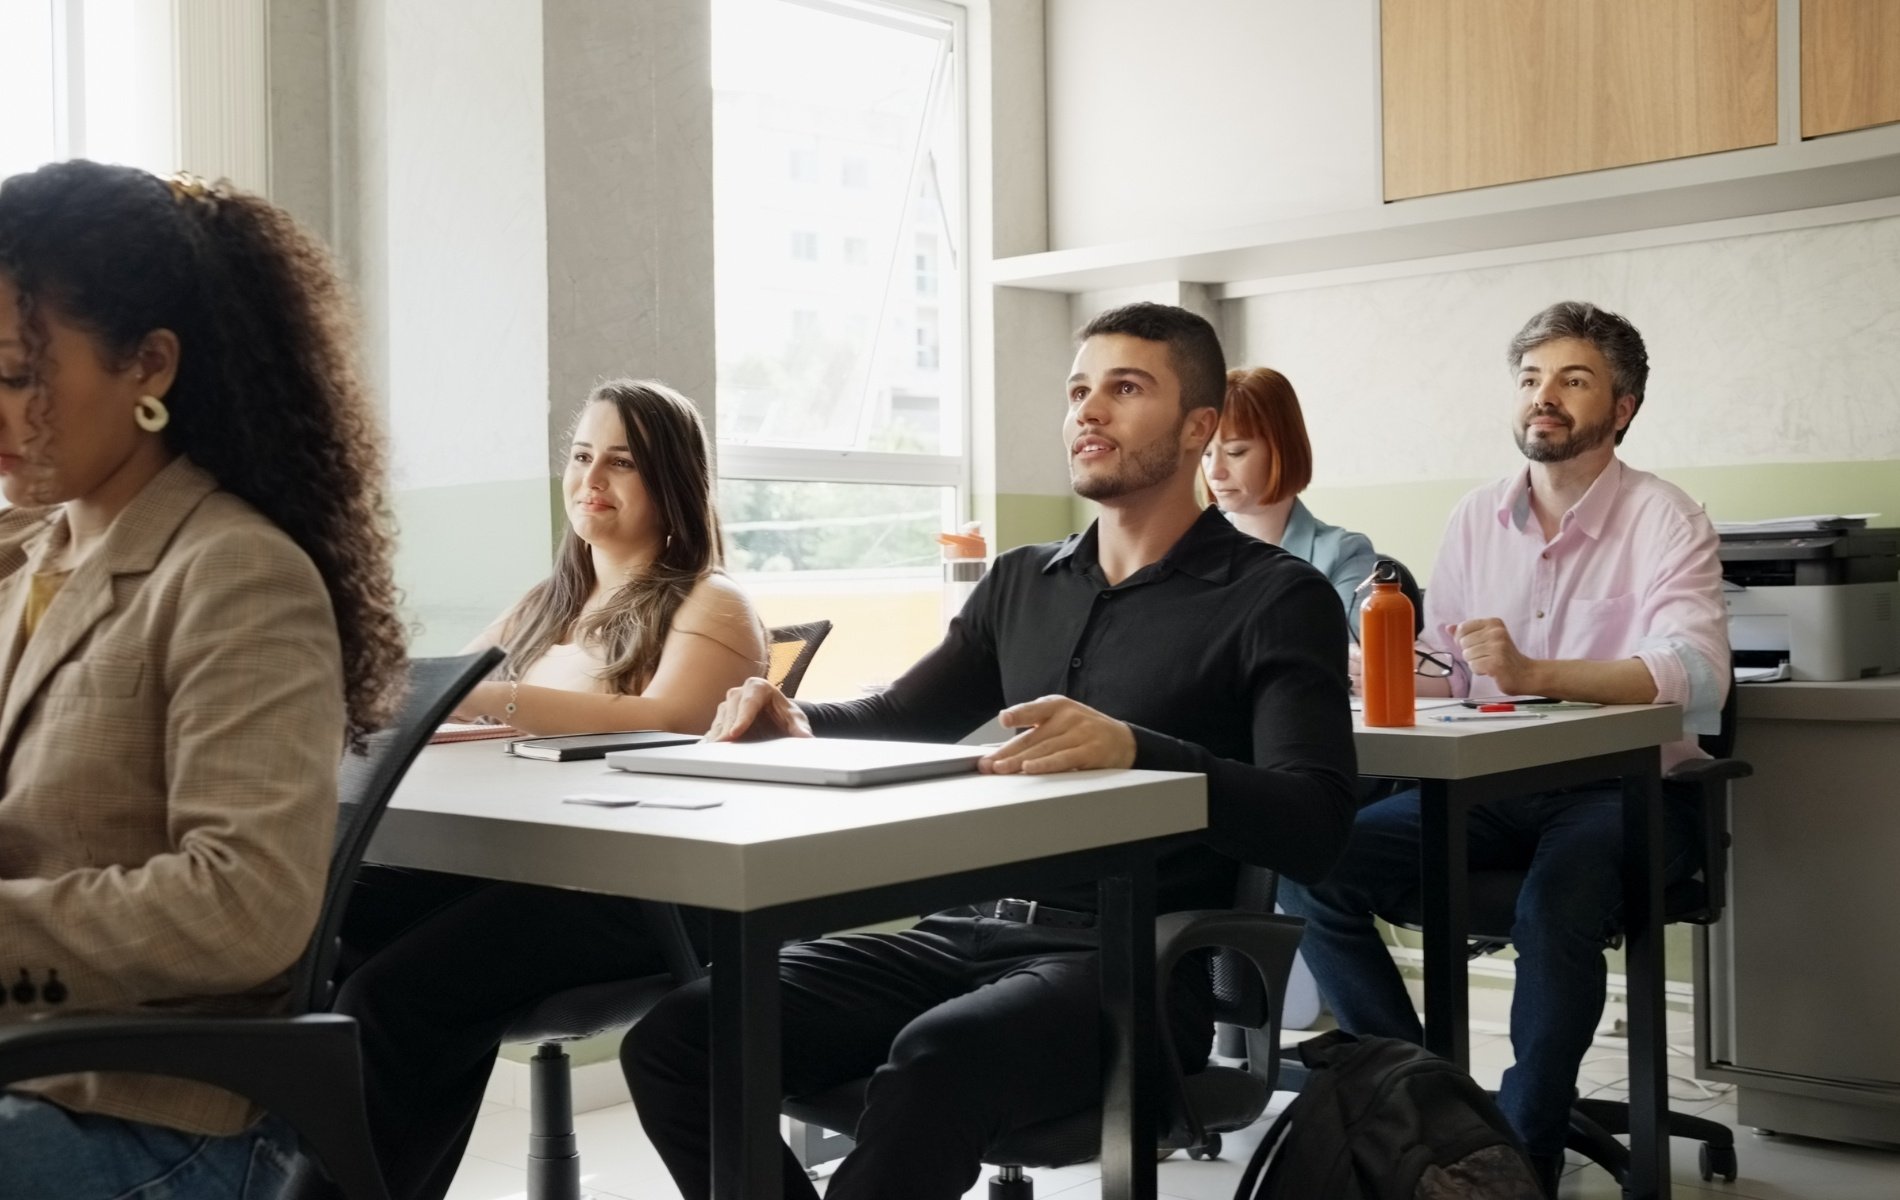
1507, 301, 1650, 445
1076, 302, 1226, 417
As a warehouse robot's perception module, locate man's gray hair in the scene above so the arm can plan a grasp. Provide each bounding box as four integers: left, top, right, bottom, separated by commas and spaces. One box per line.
1506, 301, 1649, 445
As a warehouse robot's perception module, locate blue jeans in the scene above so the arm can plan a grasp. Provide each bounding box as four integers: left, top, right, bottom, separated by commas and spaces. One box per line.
1279, 783, 1696, 1157
0, 1092, 295, 1200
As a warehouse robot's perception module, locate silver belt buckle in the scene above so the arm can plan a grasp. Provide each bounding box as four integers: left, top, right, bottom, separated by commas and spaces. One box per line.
995, 898, 1038, 924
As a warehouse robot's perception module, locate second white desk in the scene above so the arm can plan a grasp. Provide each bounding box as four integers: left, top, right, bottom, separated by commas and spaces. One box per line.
1354, 704, 1684, 1200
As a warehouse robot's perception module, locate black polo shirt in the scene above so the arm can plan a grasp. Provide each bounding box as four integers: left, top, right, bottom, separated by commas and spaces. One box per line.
800, 505, 1358, 914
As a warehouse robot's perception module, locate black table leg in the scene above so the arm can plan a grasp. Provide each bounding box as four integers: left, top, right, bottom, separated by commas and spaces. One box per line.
1098, 849, 1158, 1200
710, 910, 783, 1200
1420, 778, 1471, 1066
1622, 759, 1671, 1200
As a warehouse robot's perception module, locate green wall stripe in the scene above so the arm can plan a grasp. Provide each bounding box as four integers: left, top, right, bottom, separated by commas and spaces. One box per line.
1305, 459, 1900, 582
393, 477, 554, 655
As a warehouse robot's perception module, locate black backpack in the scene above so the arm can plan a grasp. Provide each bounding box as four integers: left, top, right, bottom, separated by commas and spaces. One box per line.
1235, 1030, 1545, 1200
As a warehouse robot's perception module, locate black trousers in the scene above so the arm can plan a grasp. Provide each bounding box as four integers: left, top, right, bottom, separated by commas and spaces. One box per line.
621, 908, 1214, 1200
333, 865, 700, 1200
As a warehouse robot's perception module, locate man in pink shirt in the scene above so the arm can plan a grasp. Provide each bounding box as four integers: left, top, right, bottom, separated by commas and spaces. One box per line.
1280, 301, 1729, 1194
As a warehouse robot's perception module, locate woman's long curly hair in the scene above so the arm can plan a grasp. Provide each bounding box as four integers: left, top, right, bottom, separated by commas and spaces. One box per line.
0, 160, 406, 744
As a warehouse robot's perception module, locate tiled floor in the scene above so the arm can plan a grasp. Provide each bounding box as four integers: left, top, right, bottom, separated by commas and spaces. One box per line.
446, 990, 1899, 1200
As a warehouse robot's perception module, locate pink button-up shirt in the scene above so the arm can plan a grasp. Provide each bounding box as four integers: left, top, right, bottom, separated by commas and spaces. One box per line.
1420, 458, 1729, 769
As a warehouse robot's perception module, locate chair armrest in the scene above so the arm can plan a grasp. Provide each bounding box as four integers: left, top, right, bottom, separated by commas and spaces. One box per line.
1663, 757, 1752, 786
0, 1011, 356, 1090
0, 1013, 391, 1200
1151, 909, 1306, 1140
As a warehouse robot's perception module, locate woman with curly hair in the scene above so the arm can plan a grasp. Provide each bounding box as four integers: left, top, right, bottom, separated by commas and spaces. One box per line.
334, 379, 766, 1200
0, 159, 405, 1198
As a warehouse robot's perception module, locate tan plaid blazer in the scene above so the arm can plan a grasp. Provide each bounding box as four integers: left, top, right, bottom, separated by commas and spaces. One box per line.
0, 457, 343, 1136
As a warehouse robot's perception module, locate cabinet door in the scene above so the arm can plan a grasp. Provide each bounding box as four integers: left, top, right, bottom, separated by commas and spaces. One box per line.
1712, 718, 1900, 1090
1382, 0, 1778, 201
1802, 0, 1900, 138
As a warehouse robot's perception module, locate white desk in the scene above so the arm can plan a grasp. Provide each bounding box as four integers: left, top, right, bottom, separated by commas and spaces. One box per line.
372, 742, 1208, 1200
1354, 704, 1684, 1200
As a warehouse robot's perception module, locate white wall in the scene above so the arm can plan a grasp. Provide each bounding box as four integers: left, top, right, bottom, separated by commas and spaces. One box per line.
379, 0, 551, 491
1233, 214, 1900, 490
1044, 0, 1377, 250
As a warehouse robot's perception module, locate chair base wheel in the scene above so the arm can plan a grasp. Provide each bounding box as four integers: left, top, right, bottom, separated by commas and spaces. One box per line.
990, 1166, 1033, 1200
1699, 1141, 1738, 1183
1186, 1132, 1222, 1161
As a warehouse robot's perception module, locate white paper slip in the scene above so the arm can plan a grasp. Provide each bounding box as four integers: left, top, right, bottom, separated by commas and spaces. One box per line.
562, 794, 724, 810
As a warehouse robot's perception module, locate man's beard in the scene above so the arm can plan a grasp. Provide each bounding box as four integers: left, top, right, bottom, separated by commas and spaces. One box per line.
1071, 420, 1185, 501
1515, 408, 1617, 464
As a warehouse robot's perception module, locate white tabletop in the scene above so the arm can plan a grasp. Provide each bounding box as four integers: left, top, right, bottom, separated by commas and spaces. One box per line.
1352, 704, 1684, 780
372, 741, 1207, 912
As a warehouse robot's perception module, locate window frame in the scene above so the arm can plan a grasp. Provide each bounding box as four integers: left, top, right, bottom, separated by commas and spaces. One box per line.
714, 0, 971, 530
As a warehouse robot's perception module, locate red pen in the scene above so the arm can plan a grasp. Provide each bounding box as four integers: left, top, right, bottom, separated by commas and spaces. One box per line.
1476, 703, 1516, 712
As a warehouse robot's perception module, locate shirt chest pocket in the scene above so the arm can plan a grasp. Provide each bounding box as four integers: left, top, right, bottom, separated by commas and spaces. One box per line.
1564, 593, 1638, 658
43, 661, 145, 699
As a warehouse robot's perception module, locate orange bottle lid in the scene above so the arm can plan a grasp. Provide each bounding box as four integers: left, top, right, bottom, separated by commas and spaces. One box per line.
937, 530, 986, 559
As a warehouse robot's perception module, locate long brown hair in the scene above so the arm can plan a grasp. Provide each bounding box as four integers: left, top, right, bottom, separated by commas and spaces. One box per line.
500, 380, 724, 694
0, 161, 406, 745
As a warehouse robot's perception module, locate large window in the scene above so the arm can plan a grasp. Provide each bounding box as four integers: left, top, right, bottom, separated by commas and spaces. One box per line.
713, 0, 966, 697
0, 0, 178, 182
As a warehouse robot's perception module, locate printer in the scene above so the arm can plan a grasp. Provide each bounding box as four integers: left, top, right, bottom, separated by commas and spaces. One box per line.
1720, 527, 1899, 681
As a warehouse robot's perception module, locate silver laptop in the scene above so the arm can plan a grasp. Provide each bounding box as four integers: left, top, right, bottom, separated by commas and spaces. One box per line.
605, 737, 987, 787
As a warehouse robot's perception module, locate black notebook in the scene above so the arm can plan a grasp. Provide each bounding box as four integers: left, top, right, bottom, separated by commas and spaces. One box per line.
508, 730, 700, 762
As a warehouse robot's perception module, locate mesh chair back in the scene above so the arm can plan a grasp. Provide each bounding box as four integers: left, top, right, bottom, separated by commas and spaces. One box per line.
290, 648, 504, 1014
768, 619, 833, 698
1209, 864, 1278, 1029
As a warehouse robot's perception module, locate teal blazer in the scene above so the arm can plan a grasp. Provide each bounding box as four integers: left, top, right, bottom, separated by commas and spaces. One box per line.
1280, 498, 1381, 631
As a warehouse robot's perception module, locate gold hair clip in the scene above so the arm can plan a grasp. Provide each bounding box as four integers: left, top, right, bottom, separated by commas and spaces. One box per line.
166, 171, 214, 203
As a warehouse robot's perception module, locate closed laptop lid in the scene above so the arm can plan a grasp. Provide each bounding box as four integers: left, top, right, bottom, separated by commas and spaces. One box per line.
605, 737, 987, 787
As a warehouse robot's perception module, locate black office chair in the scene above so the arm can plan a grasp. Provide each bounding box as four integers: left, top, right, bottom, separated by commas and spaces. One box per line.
768, 618, 833, 698
782, 878, 1307, 1198
1380, 680, 1752, 1187
0, 649, 503, 1200
497, 620, 833, 1200
495, 904, 705, 1200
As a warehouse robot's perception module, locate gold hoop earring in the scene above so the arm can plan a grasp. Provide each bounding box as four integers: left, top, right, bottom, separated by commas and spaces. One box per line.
134, 394, 170, 433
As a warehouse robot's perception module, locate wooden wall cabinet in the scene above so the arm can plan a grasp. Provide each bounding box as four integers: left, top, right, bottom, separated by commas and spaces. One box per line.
1382, 0, 1779, 201
1802, 0, 1900, 138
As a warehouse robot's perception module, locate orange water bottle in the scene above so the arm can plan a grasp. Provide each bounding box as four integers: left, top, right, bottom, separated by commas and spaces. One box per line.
1360, 559, 1415, 728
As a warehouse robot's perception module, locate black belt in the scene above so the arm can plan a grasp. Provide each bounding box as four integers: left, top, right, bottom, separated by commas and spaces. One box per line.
986, 898, 1097, 930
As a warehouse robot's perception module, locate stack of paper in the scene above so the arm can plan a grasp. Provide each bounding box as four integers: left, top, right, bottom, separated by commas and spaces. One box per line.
1713, 514, 1879, 535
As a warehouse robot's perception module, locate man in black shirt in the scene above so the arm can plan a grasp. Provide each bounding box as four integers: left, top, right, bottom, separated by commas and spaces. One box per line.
621, 302, 1357, 1200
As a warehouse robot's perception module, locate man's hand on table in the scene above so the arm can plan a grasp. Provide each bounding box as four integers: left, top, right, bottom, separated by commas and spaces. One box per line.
704, 677, 813, 742
980, 696, 1137, 775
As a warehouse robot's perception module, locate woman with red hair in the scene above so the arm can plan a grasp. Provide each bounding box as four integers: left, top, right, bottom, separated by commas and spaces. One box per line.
1203, 367, 1385, 628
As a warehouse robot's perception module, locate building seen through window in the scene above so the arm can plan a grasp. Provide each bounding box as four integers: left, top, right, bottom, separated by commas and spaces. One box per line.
712, 0, 966, 696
